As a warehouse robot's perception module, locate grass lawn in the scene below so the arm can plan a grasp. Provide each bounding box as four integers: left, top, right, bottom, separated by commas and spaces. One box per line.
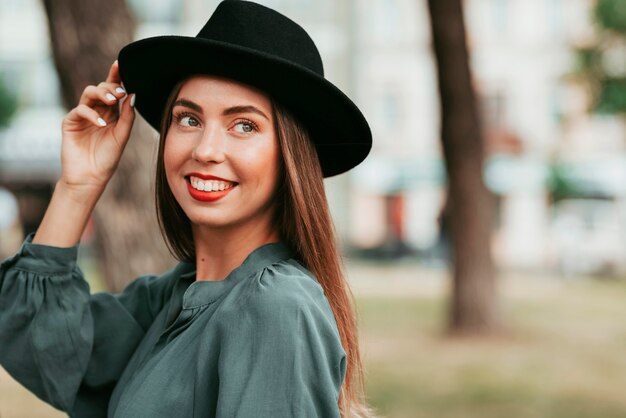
353, 264, 626, 418
2, 263, 626, 418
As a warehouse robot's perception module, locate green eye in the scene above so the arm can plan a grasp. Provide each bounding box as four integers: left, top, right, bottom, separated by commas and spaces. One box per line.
173, 111, 200, 127
180, 115, 199, 127
234, 122, 252, 133
233, 120, 257, 134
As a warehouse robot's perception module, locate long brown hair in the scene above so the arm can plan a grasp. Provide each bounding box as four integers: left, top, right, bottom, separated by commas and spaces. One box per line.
155, 78, 377, 417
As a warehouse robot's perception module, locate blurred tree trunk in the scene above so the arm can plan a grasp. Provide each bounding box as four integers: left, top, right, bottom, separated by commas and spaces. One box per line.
42, 0, 176, 291
426, 0, 500, 333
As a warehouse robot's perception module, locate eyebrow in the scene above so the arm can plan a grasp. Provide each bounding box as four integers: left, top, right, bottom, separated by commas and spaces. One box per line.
173, 99, 270, 121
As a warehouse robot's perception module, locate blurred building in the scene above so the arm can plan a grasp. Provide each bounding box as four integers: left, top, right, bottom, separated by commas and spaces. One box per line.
1, 0, 625, 275
464, 0, 626, 275
0, 0, 62, 237
349, 0, 626, 276
349, 0, 445, 259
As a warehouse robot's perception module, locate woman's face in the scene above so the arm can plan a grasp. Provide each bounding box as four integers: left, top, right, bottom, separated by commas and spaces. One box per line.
164, 75, 280, 231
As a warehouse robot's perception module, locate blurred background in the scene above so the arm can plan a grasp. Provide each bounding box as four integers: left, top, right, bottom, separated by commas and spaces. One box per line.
2, 0, 626, 417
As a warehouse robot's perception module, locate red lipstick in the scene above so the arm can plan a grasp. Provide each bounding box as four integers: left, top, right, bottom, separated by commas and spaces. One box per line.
186, 172, 235, 182
185, 173, 237, 203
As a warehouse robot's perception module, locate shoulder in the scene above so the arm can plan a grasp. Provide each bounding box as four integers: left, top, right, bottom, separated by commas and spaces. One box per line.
255, 258, 332, 317
258, 258, 326, 304
218, 258, 339, 335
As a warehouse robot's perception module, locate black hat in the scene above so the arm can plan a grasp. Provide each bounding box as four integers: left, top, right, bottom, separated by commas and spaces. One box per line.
117, 0, 371, 177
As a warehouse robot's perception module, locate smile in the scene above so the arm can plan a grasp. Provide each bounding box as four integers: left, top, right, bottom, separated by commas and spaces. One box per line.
185, 176, 238, 202
189, 175, 236, 191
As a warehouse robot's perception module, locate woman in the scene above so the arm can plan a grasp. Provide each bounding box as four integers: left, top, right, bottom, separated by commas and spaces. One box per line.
0, 1, 374, 417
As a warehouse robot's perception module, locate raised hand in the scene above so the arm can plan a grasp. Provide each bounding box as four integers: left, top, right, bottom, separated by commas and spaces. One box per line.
31, 61, 137, 246
60, 60, 136, 192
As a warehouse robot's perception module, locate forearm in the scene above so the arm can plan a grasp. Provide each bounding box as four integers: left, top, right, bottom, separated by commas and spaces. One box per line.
32, 180, 105, 247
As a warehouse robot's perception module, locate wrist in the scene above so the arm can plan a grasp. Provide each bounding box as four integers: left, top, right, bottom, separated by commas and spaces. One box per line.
31, 181, 103, 247
56, 179, 106, 203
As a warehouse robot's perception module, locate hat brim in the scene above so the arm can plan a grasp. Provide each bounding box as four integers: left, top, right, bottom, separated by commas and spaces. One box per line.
118, 36, 372, 177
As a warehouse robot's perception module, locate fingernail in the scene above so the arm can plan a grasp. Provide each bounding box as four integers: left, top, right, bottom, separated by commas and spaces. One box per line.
115, 87, 126, 94
130, 94, 136, 107
106, 93, 116, 101
114, 59, 118, 65
97, 118, 107, 126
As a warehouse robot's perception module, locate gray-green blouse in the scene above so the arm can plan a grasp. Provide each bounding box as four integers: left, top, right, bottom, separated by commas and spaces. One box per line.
0, 232, 347, 417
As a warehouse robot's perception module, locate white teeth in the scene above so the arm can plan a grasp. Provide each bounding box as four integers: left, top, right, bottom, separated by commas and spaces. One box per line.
189, 176, 235, 192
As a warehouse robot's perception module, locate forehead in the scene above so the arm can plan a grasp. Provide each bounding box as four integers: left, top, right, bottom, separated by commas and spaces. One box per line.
176, 75, 272, 109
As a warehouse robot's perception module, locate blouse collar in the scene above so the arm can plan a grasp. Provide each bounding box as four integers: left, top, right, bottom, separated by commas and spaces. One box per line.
175, 241, 295, 308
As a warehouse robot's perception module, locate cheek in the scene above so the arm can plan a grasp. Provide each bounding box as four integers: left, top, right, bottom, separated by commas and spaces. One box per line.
163, 141, 184, 188
163, 139, 185, 171
262, 151, 281, 208
238, 140, 280, 187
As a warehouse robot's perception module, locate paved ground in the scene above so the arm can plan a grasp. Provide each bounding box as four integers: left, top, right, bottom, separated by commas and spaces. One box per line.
345, 260, 568, 300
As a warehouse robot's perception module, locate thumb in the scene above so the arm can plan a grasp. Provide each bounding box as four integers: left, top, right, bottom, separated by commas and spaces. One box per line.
114, 93, 136, 144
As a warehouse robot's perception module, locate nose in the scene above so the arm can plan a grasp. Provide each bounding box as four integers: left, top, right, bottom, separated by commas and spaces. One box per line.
191, 123, 226, 164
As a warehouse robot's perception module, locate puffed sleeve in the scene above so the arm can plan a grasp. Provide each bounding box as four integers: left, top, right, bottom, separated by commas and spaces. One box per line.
215, 263, 347, 418
0, 232, 172, 416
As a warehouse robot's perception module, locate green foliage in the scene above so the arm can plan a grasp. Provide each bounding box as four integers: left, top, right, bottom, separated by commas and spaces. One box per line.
573, 46, 603, 74
595, 0, 626, 34
597, 77, 626, 113
572, 0, 626, 116
546, 163, 579, 201
0, 72, 17, 128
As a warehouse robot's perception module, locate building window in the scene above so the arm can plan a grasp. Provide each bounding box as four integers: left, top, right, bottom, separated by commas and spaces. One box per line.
127, 0, 182, 24
379, 90, 401, 132
0, 0, 36, 14
492, 0, 509, 36
547, 0, 565, 37
480, 89, 507, 129
372, 0, 401, 42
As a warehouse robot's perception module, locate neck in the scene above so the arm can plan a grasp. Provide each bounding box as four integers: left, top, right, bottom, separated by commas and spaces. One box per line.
191, 218, 280, 281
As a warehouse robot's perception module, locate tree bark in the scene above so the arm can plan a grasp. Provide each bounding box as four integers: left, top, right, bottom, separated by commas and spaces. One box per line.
426, 0, 500, 333
42, 0, 176, 291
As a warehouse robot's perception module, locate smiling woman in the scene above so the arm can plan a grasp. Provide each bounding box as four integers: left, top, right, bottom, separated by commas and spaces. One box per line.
0, 1, 375, 418
161, 76, 281, 264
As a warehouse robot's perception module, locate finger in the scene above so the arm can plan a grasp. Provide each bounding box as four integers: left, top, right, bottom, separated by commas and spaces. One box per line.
113, 93, 136, 145
105, 60, 121, 84
66, 104, 108, 128
79, 85, 121, 107
98, 81, 127, 99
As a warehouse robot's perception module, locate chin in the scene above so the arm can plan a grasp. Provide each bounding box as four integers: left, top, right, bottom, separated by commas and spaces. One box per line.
185, 211, 234, 229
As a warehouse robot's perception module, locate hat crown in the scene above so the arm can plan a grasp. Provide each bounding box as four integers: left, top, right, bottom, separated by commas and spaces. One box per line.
197, 0, 324, 76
